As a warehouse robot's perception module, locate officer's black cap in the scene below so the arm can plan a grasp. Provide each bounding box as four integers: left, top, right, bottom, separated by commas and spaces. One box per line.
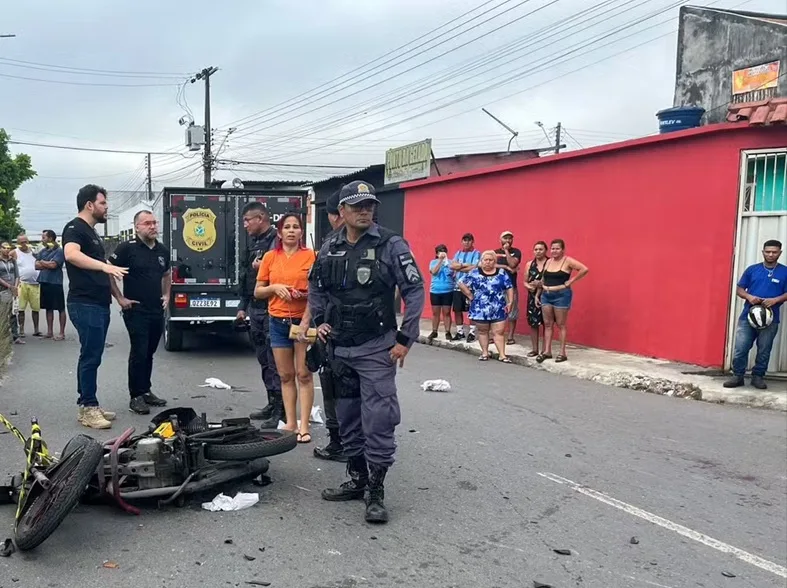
338, 180, 379, 207
326, 187, 342, 215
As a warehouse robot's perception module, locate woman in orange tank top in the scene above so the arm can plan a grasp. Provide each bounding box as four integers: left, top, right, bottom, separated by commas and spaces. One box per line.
254, 214, 316, 443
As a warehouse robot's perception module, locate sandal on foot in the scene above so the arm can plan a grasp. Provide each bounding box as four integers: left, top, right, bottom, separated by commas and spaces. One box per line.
536, 353, 552, 363
526, 351, 538, 357
478, 355, 489, 361
555, 355, 568, 363
506, 338, 516, 345
297, 432, 312, 444
499, 356, 512, 363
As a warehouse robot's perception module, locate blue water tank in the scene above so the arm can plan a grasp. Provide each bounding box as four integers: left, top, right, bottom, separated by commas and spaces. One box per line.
656, 106, 706, 133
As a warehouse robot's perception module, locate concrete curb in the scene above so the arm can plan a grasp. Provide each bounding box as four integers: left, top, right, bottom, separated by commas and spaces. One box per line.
417, 335, 787, 412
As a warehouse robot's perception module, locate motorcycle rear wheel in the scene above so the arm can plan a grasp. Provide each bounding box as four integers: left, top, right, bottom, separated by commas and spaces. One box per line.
14, 434, 103, 551
204, 429, 297, 461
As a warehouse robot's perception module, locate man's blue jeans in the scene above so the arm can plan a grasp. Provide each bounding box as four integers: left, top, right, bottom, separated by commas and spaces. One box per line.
68, 302, 110, 407
731, 317, 779, 377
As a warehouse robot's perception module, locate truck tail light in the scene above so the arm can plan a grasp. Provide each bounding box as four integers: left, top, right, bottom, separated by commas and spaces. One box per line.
172, 267, 184, 284
174, 293, 188, 309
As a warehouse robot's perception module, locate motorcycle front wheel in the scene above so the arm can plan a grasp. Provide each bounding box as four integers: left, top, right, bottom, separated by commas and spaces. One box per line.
14, 434, 103, 551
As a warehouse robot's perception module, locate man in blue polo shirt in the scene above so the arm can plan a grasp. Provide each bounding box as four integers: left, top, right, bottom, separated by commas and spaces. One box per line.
725, 239, 787, 390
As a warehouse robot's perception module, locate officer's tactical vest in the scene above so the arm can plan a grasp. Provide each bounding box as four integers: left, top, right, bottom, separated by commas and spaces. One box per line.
319, 227, 398, 347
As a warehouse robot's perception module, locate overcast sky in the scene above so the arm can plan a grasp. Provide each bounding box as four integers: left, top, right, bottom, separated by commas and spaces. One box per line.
2, 0, 783, 234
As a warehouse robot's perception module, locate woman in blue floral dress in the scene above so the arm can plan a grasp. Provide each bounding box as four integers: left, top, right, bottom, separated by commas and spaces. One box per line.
458, 250, 514, 362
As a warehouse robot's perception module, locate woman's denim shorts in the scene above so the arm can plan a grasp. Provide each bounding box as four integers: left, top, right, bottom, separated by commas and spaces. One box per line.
541, 288, 573, 309
269, 316, 302, 349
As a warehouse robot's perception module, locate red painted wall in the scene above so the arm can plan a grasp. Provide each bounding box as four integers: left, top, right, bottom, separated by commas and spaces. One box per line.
403, 126, 785, 367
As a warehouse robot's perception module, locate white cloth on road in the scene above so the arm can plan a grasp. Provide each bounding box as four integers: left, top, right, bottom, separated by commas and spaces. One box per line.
201, 492, 259, 511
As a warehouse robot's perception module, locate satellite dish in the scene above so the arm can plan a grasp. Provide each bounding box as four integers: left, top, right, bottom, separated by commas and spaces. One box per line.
220, 178, 244, 190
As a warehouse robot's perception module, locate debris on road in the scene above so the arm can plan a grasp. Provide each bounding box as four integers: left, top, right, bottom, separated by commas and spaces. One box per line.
224, 539, 234, 544
553, 549, 572, 556
199, 377, 233, 389
243, 554, 256, 561
0, 538, 16, 557
421, 379, 451, 392
721, 571, 736, 578
533, 581, 554, 588
102, 561, 119, 569
190, 394, 207, 399
245, 581, 271, 587
630, 536, 639, 544
202, 492, 259, 511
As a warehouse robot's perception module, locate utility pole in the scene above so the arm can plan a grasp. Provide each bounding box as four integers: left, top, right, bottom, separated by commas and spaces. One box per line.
193, 66, 218, 188
146, 153, 153, 200
555, 122, 562, 154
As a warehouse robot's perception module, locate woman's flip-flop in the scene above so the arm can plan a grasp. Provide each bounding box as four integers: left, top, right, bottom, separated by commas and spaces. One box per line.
478, 355, 489, 361
499, 356, 512, 363
297, 432, 312, 444
526, 351, 538, 357
536, 354, 552, 363
555, 355, 568, 363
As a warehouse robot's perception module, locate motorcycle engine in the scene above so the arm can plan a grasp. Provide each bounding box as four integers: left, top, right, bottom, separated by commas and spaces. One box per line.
128, 437, 182, 490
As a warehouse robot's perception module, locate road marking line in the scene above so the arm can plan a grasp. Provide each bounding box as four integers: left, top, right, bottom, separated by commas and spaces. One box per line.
538, 472, 787, 579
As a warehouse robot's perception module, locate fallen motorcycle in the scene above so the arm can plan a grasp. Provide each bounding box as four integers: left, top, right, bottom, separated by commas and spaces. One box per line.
1, 407, 297, 552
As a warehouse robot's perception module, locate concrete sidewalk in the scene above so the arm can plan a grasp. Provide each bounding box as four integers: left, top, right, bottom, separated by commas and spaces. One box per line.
417, 319, 787, 411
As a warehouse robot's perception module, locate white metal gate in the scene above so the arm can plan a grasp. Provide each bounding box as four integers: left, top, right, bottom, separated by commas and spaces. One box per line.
726, 148, 787, 374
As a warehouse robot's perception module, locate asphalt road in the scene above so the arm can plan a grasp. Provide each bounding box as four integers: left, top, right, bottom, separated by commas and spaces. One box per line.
0, 314, 785, 588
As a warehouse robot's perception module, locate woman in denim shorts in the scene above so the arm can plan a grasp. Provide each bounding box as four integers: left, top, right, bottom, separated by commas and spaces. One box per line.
255, 214, 316, 444
537, 239, 589, 364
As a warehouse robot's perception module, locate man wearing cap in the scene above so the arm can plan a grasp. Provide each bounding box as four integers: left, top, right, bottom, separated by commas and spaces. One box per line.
495, 231, 522, 344
237, 201, 283, 428
312, 187, 347, 462
450, 232, 481, 342
308, 179, 425, 524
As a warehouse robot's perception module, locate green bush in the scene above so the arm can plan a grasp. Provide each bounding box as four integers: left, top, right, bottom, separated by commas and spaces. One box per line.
0, 298, 12, 376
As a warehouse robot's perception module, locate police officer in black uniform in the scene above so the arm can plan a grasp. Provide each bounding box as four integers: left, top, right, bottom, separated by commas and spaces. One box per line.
237, 201, 283, 428
108, 209, 170, 414
308, 180, 425, 524
313, 187, 346, 462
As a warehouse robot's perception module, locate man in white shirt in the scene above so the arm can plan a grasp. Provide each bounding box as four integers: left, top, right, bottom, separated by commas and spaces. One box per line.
13, 234, 42, 337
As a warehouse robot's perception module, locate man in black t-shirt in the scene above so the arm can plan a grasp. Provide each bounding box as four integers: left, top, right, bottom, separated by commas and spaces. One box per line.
62, 184, 128, 430
109, 210, 171, 415
495, 230, 522, 345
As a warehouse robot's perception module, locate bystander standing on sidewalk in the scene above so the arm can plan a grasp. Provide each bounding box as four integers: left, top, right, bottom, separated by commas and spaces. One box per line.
450, 233, 480, 342
725, 239, 787, 390
62, 184, 127, 430
0, 242, 22, 344
495, 231, 522, 345
13, 234, 42, 338
109, 210, 170, 414
427, 244, 455, 341
35, 230, 67, 341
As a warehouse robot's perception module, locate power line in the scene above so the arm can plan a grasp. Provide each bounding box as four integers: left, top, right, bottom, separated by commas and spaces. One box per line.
0, 71, 182, 87
242, 0, 685, 164
218, 159, 367, 169
7, 140, 190, 156
230, 0, 549, 140
222, 0, 513, 129
0, 58, 187, 79
227, 0, 639, 158
0, 56, 189, 76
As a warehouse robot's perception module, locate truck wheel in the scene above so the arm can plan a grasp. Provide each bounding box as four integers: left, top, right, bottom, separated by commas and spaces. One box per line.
164, 318, 183, 352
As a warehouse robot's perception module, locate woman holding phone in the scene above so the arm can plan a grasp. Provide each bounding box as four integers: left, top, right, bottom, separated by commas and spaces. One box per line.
254, 213, 316, 443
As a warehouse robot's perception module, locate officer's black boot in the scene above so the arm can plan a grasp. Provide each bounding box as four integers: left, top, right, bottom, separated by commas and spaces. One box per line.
313, 427, 347, 462
257, 395, 284, 429
365, 463, 389, 524
321, 456, 368, 501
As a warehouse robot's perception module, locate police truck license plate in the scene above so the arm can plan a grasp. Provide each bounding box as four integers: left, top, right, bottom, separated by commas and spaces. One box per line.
190, 298, 220, 308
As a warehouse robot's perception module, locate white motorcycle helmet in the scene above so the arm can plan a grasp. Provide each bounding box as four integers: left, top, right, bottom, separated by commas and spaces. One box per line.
747, 304, 774, 330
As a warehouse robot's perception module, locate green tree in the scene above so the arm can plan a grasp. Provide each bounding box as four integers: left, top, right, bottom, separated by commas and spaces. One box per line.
0, 129, 36, 241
